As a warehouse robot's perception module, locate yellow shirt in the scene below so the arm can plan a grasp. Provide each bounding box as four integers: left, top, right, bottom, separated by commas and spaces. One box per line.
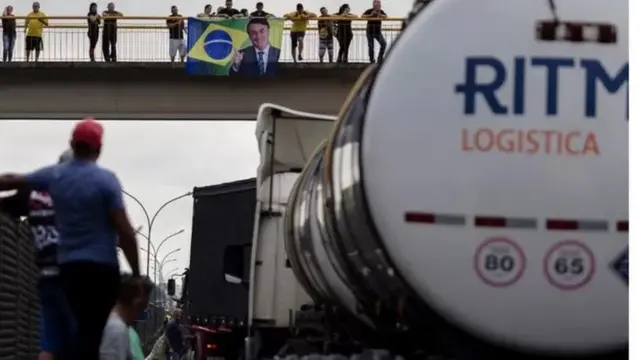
26, 11, 47, 37
286, 11, 310, 32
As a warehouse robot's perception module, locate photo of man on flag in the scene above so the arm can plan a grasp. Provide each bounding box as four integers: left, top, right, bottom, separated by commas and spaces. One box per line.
186, 17, 284, 76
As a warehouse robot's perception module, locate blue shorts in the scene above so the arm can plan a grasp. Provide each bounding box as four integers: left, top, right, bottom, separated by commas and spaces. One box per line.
38, 275, 76, 354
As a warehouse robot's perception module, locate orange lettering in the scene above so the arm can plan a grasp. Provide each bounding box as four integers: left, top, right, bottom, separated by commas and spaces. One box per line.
475, 128, 493, 151
462, 129, 473, 151
460, 128, 600, 157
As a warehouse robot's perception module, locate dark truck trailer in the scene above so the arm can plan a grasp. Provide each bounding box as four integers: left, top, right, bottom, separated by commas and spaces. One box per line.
181, 178, 256, 360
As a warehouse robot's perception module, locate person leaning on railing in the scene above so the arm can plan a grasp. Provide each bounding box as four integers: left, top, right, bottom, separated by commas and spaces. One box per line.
1, 5, 16, 62
284, 3, 317, 63
362, 0, 388, 64
25, 1, 47, 62
334, 4, 358, 64
102, 2, 123, 62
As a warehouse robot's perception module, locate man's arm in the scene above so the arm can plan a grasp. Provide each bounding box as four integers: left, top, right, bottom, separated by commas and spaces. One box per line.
0, 187, 30, 218
361, 9, 373, 18
0, 164, 54, 192
379, 10, 388, 18
40, 13, 48, 26
103, 172, 140, 276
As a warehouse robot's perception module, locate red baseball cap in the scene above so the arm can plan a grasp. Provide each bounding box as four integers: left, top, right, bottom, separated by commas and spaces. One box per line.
71, 117, 104, 150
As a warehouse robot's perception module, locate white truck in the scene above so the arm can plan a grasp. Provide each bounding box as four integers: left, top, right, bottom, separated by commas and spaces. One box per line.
221, 0, 628, 358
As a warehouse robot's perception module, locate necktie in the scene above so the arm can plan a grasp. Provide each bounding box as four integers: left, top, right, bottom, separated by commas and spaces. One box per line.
257, 51, 265, 75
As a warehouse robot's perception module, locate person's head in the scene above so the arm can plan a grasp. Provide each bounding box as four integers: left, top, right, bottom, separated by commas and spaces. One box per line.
4, 5, 12, 15
69, 117, 103, 161
172, 309, 183, 322
339, 4, 350, 14
373, 0, 382, 10
32, 2, 40, 12
107, 2, 115, 11
255, 2, 263, 11
217, 6, 224, 13
58, 149, 73, 164
225, 0, 233, 9
246, 17, 270, 50
296, 3, 304, 13
134, 276, 153, 315
88, 2, 97, 13
320, 6, 328, 15
171, 5, 178, 15
117, 274, 145, 324
204, 4, 212, 14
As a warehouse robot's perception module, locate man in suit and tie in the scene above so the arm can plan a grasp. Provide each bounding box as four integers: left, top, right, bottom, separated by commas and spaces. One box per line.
228, 17, 281, 76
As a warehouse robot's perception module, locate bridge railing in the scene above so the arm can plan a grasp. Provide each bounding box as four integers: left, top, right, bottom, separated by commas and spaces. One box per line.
0, 16, 403, 63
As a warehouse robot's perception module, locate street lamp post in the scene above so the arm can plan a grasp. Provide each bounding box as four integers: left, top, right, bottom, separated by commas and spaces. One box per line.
122, 190, 192, 282
137, 229, 183, 283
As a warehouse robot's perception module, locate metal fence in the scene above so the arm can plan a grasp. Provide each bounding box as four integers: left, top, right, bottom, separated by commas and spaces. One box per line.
0, 17, 403, 63
0, 212, 40, 360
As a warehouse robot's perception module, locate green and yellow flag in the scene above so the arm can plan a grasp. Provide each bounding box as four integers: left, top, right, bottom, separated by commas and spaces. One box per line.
186, 17, 285, 76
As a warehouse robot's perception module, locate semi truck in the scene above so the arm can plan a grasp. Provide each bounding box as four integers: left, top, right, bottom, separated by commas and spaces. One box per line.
174, 0, 628, 358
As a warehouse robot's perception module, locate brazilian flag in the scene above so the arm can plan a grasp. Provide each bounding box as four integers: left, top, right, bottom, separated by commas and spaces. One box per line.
186, 17, 285, 76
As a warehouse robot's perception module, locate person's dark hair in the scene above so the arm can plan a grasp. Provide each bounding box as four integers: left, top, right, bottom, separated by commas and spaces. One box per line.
71, 141, 99, 159
140, 276, 153, 298
256, 2, 263, 7
118, 274, 142, 306
246, 16, 270, 30
89, 2, 98, 13
204, 4, 212, 11
339, 4, 350, 14
296, 3, 303, 10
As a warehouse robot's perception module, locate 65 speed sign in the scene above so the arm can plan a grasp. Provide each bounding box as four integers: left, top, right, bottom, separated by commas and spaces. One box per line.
543, 240, 596, 290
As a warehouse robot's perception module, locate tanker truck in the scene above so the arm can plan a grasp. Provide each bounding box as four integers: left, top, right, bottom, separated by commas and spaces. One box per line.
220, 0, 628, 358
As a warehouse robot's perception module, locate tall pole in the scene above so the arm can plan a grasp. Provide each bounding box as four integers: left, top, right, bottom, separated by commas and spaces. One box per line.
122, 190, 192, 282
137, 229, 183, 282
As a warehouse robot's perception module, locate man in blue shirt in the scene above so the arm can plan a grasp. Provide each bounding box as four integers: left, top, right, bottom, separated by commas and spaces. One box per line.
0, 118, 141, 360
165, 309, 185, 360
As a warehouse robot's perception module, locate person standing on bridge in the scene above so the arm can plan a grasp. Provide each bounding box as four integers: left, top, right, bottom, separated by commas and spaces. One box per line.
284, 4, 317, 63
102, 2, 123, 62
25, 1, 47, 62
166, 5, 186, 64
0, 118, 141, 360
334, 4, 357, 64
2, 5, 16, 62
87, 2, 101, 62
0, 150, 76, 360
362, 0, 388, 64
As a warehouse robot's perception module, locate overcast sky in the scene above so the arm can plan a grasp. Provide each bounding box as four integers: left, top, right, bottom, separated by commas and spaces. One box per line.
0, 120, 259, 281
9, 0, 413, 17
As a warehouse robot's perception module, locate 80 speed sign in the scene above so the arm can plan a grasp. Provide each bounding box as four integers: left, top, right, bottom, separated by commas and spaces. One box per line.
474, 237, 526, 288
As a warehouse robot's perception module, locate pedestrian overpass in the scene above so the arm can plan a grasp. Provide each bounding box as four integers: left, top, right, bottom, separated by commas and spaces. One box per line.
0, 62, 367, 120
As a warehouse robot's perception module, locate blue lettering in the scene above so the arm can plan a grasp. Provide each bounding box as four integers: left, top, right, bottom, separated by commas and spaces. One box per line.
456, 56, 628, 118
454, 57, 508, 115
581, 60, 628, 118
531, 57, 574, 116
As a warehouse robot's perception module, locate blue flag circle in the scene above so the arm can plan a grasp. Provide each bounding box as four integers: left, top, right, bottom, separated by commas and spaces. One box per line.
203, 30, 234, 61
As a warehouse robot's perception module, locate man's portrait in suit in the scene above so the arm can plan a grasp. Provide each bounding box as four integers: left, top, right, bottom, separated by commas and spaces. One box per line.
228, 17, 281, 76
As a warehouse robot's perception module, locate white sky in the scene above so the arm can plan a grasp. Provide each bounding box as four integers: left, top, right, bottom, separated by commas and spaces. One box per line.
0, 120, 259, 281
11, 0, 413, 17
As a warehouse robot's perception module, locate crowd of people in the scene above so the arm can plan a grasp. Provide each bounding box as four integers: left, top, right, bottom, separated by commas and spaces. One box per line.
0, 118, 185, 360
1, 0, 391, 64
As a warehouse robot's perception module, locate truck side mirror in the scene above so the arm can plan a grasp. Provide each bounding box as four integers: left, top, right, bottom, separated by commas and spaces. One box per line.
167, 278, 176, 296
223, 243, 251, 287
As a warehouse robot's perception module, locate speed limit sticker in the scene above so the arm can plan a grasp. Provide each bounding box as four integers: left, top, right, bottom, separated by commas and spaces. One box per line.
543, 240, 596, 290
474, 237, 526, 287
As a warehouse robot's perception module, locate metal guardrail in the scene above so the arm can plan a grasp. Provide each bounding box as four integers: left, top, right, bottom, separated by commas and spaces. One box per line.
0, 212, 40, 360
0, 16, 403, 63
